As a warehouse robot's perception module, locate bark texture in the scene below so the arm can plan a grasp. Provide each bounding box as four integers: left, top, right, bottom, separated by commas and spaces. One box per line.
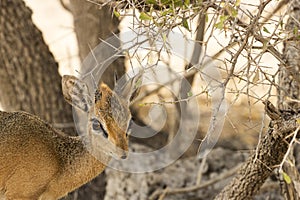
0, 0, 73, 133
278, 0, 300, 111
215, 0, 300, 198
69, 0, 125, 89
0, 1, 107, 199
277, 1, 300, 199
215, 105, 300, 199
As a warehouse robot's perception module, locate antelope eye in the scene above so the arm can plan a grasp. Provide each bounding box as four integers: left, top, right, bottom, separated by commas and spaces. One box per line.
92, 119, 101, 131
91, 118, 108, 138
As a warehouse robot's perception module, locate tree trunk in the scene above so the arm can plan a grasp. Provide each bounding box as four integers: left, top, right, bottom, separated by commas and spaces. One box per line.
214, 103, 300, 199
69, 0, 125, 89
277, 0, 300, 199
215, 0, 300, 198
0, 0, 73, 134
0, 1, 107, 199
278, 0, 300, 111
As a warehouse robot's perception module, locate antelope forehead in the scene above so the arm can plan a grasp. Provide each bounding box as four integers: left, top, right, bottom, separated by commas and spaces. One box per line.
92, 91, 131, 130
93, 102, 130, 120
94, 92, 127, 110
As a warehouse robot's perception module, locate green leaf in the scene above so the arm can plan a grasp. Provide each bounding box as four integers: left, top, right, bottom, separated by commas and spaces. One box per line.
184, 0, 190, 6
215, 15, 229, 29
140, 12, 153, 20
113, 10, 120, 18
135, 78, 142, 88
187, 91, 193, 97
230, 8, 238, 17
174, 0, 183, 6
282, 172, 292, 184
162, 33, 167, 42
280, 20, 284, 29
162, 9, 172, 16
220, 15, 229, 22
225, 5, 237, 17
294, 27, 299, 35
182, 18, 190, 31
139, 103, 146, 107
161, 0, 171, 5
161, 0, 182, 7
263, 26, 270, 34
235, 0, 240, 6
145, 0, 157, 5
215, 21, 224, 29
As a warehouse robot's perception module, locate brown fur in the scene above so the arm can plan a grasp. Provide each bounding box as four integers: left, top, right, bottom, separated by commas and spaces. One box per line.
0, 75, 138, 200
0, 111, 108, 200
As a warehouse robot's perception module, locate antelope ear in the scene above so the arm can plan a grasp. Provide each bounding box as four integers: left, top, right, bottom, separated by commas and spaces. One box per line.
116, 74, 142, 103
62, 75, 93, 112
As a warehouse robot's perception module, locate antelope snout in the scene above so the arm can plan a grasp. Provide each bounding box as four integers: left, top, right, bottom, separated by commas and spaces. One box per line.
121, 152, 127, 159
111, 148, 128, 160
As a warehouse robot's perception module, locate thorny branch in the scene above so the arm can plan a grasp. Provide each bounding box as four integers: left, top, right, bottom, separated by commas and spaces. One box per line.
80, 1, 300, 198
112, 0, 287, 107
149, 163, 242, 200
214, 101, 300, 199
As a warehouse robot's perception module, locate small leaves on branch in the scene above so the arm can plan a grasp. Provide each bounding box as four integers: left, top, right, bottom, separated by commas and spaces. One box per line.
282, 171, 292, 184
108, 0, 206, 32
140, 12, 153, 20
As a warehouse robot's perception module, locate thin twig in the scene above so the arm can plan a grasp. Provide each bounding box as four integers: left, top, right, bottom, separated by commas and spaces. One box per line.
150, 163, 242, 200
279, 125, 300, 173
196, 155, 207, 185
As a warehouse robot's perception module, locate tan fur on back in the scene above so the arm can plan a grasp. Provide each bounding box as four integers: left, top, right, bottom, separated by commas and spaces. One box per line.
0, 111, 106, 200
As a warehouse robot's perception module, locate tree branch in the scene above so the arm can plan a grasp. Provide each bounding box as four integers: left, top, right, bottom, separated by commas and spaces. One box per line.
214, 101, 300, 199
149, 163, 242, 200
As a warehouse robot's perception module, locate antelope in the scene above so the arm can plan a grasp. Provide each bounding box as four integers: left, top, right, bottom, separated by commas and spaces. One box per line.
0, 74, 140, 200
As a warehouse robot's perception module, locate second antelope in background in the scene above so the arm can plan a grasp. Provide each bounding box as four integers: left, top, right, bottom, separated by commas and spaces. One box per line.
0, 74, 141, 200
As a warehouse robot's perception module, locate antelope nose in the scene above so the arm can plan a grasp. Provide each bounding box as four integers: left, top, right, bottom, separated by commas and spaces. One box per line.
121, 153, 127, 159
